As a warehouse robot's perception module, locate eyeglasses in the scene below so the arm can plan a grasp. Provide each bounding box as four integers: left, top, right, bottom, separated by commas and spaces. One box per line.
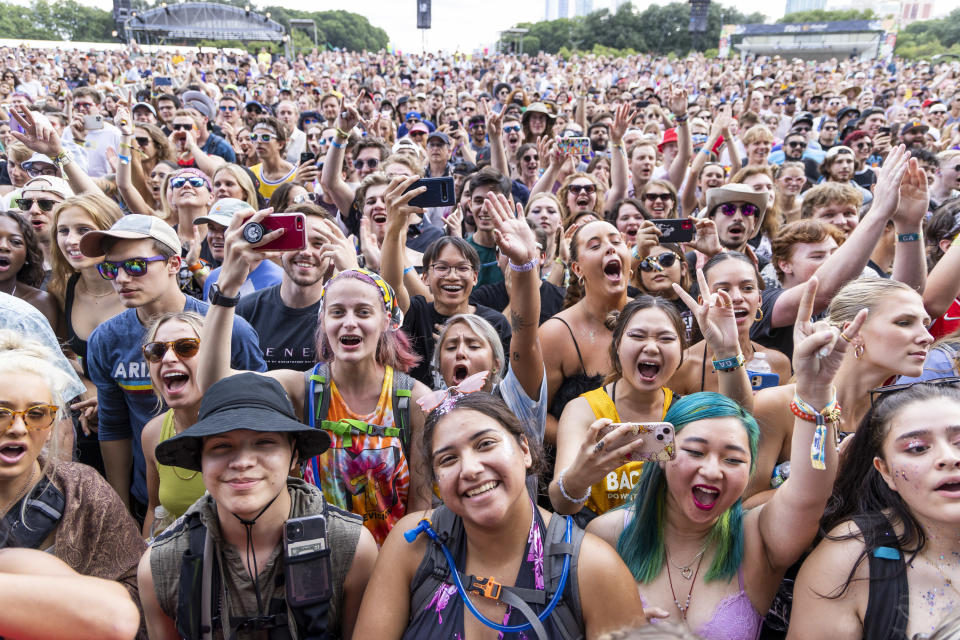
142, 337, 201, 363
0, 405, 59, 432
135, 136, 150, 147
171, 123, 193, 131
219, 105, 237, 112
869, 377, 960, 409
417, 370, 489, 415
502, 125, 522, 133
97, 256, 167, 280
170, 176, 207, 189
430, 262, 474, 276
16, 198, 58, 212
568, 184, 597, 195
640, 253, 679, 272
643, 192, 675, 202
354, 158, 379, 170
719, 203, 759, 217
250, 132, 277, 142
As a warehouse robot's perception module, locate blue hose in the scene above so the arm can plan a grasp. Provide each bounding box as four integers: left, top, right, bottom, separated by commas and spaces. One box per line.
404, 516, 573, 634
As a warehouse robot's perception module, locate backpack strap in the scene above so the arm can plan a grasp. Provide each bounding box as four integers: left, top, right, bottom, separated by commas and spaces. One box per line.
175, 512, 221, 640
409, 505, 460, 615
392, 369, 415, 459
542, 513, 585, 640
306, 362, 332, 429
852, 514, 909, 640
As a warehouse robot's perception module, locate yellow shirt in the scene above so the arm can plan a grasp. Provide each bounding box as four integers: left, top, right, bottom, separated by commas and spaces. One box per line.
581, 386, 674, 515
250, 163, 297, 199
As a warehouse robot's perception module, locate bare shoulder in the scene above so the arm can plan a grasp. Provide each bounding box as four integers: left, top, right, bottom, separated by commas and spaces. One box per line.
141, 413, 165, 463
585, 508, 625, 549
409, 380, 432, 402
754, 383, 795, 428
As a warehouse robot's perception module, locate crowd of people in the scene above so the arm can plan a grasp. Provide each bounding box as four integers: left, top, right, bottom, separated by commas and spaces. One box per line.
2, 38, 960, 639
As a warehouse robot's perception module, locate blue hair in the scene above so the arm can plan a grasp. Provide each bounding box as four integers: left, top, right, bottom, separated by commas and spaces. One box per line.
615, 392, 760, 583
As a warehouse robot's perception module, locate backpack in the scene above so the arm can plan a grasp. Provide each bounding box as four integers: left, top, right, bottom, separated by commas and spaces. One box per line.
409, 504, 586, 640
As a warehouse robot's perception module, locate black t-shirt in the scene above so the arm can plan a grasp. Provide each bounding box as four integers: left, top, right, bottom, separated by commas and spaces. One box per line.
402, 294, 512, 386
236, 284, 320, 371
750, 286, 793, 358
469, 280, 565, 326
854, 167, 877, 191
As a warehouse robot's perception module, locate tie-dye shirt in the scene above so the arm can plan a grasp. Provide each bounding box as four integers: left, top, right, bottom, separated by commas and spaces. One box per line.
303, 366, 409, 546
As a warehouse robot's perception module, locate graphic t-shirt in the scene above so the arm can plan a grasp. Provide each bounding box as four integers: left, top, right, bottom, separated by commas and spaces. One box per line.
302, 367, 408, 546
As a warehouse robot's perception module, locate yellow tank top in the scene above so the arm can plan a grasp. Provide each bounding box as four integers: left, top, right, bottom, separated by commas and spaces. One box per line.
250, 163, 297, 199
156, 410, 207, 521
580, 386, 674, 515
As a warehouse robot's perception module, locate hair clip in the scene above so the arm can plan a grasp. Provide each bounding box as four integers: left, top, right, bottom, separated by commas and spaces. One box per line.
417, 370, 490, 415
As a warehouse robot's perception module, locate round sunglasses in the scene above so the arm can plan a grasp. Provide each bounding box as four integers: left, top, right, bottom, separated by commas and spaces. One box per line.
718, 203, 759, 217
142, 337, 201, 363
97, 256, 167, 280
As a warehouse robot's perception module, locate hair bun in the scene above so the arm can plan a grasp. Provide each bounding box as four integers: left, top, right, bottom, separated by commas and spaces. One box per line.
604, 309, 621, 332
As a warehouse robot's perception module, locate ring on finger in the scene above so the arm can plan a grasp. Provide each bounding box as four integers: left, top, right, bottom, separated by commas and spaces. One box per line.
594, 440, 604, 454
839, 332, 853, 343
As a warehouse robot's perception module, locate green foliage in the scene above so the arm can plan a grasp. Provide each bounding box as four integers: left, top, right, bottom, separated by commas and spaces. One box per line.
512, 2, 764, 55
776, 9, 877, 23
894, 8, 960, 59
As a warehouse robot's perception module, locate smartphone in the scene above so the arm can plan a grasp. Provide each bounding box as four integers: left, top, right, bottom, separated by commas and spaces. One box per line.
251, 213, 306, 252
654, 218, 696, 243
299, 151, 316, 166
595, 421, 676, 462
83, 114, 104, 131
558, 136, 591, 156
449, 119, 460, 129
749, 372, 780, 391
283, 515, 332, 606
406, 176, 455, 208
878, 126, 891, 136
8, 116, 23, 135
153, 76, 172, 87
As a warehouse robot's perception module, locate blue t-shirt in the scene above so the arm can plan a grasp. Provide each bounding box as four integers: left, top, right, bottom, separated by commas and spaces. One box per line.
87, 294, 266, 505
203, 259, 284, 301
202, 133, 237, 163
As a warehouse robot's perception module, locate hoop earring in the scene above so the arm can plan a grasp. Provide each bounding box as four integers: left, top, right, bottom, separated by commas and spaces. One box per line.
854, 344, 864, 359
578, 275, 585, 289
754, 308, 764, 323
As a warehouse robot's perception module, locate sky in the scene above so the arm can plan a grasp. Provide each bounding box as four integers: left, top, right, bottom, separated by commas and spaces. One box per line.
69, 0, 960, 53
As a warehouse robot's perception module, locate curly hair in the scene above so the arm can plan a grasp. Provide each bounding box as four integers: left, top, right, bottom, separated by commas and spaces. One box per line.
0, 211, 44, 288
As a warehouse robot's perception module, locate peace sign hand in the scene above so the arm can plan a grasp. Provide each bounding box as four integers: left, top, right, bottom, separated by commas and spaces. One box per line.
673, 267, 739, 360
792, 277, 867, 408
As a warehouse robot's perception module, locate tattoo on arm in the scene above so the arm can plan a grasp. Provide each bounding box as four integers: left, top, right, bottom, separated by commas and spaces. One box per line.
510, 311, 534, 333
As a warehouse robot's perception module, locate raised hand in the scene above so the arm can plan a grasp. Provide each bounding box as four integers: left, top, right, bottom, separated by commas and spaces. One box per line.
610, 102, 637, 146
335, 95, 362, 134
672, 267, 739, 360
10, 108, 64, 157
315, 217, 360, 273
633, 220, 661, 260
686, 217, 722, 257
792, 277, 867, 408
384, 175, 426, 234
484, 98, 504, 139
485, 192, 536, 265
869, 145, 910, 220
894, 157, 930, 229
667, 86, 689, 117
218, 206, 283, 294
444, 207, 463, 238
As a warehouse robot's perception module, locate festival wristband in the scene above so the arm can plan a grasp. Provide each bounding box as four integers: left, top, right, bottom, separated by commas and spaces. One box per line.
509, 258, 537, 272
118, 153, 131, 165
711, 353, 745, 372
188, 262, 205, 273
791, 390, 840, 471
331, 139, 344, 149
403, 265, 415, 275
335, 127, 349, 139
896, 232, 921, 243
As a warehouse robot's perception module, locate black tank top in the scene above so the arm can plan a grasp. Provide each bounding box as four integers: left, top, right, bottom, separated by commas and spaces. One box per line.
547, 317, 604, 419
63, 273, 89, 377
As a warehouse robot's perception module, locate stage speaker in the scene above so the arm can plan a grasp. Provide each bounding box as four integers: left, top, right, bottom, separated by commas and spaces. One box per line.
417, 0, 431, 29
689, 0, 710, 33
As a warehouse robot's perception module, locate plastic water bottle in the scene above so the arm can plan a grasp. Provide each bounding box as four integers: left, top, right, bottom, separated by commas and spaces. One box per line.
746, 352, 772, 375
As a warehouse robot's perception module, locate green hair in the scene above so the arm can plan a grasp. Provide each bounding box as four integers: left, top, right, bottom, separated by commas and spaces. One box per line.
615, 392, 759, 583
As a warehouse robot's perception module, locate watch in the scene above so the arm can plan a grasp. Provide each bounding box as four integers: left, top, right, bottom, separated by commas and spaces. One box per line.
208, 284, 240, 308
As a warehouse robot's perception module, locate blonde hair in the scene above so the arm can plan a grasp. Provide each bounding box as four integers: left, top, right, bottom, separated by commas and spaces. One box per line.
801, 183, 863, 219
47, 193, 124, 303
0, 329, 71, 471
827, 278, 915, 327
383, 152, 424, 177
143, 311, 204, 406
741, 124, 774, 146
7, 141, 31, 164
212, 164, 259, 210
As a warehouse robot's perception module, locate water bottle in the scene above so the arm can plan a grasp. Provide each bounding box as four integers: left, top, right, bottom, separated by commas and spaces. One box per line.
746, 352, 772, 374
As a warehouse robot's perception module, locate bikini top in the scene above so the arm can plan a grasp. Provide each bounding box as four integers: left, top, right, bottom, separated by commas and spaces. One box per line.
547, 316, 604, 419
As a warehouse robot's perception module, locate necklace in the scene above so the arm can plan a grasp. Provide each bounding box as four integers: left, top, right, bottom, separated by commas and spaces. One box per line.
80, 278, 114, 298
170, 415, 199, 481
0, 464, 36, 516
664, 545, 704, 621
669, 544, 708, 580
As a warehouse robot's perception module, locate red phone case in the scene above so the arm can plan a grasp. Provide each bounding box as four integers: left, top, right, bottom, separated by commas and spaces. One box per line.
254, 213, 306, 252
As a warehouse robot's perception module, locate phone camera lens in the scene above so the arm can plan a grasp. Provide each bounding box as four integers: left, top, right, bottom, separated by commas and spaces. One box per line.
287, 522, 303, 540
657, 434, 664, 441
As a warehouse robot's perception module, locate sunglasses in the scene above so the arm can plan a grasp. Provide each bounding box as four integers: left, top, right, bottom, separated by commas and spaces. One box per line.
142, 337, 201, 363
522, 154, 539, 162
16, 198, 58, 211
417, 370, 489, 415
250, 132, 277, 142
869, 377, 960, 409
170, 176, 207, 189
643, 192, 675, 202
640, 253, 679, 272
469, 122, 485, 129
135, 137, 150, 147
568, 184, 597, 195
409, 131, 426, 137
855, 141, 873, 149
786, 141, 806, 148
171, 123, 193, 131
97, 255, 167, 280
502, 125, 522, 133
354, 158, 379, 170
794, 127, 811, 134
0, 405, 59, 432
719, 203, 759, 217
219, 105, 237, 112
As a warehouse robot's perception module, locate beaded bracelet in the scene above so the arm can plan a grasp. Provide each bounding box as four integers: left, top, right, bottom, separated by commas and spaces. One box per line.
896, 232, 921, 243
712, 353, 745, 372
674, 113, 689, 124
509, 257, 537, 272
557, 468, 591, 505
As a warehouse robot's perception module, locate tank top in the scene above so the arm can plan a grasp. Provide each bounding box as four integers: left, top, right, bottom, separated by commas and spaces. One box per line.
156, 410, 207, 523
251, 162, 297, 199
547, 317, 605, 419
581, 385, 674, 515
302, 366, 410, 546
64, 273, 88, 376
